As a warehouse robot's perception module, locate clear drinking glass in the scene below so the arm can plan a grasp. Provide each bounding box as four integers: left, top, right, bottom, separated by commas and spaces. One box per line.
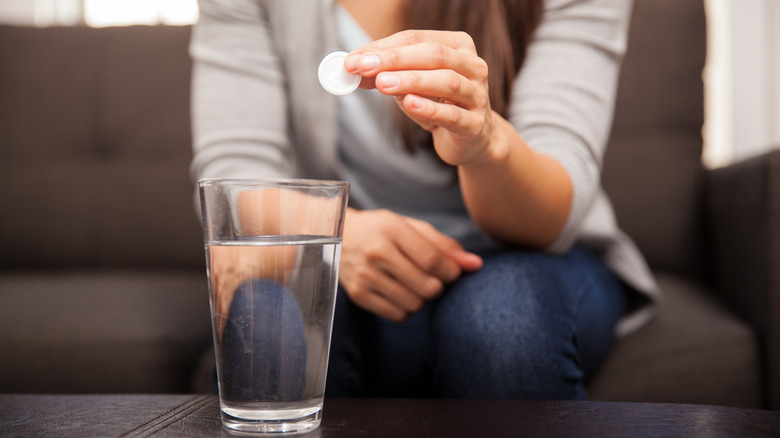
198, 178, 349, 434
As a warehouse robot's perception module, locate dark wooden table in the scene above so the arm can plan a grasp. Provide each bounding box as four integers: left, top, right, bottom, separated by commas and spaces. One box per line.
1, 394, 778, 437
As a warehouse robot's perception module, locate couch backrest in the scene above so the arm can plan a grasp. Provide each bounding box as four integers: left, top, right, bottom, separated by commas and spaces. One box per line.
0, 25, 202, 269
602, 0, 708, 280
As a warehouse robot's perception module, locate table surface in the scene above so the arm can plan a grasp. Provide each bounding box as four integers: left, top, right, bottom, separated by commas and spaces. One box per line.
1, 394, 779, 437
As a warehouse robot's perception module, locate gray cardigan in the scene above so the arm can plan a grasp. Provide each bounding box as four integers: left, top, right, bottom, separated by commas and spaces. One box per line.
189, 0, 659, 336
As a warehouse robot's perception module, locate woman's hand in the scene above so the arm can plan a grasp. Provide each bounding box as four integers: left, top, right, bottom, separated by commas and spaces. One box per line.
344, 30, 499, 167
345, 30, 573, 249
340, 208, 482, 322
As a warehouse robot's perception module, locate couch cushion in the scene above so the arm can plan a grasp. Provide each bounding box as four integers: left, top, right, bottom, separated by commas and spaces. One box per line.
0, 270, 212, 393
602, 0, 708, 280
0, 24, 202, 269
586, 273, 762, 408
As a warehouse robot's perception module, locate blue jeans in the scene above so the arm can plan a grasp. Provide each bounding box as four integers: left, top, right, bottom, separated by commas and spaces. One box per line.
325, 245, 626, 399
220, 279, 306, 402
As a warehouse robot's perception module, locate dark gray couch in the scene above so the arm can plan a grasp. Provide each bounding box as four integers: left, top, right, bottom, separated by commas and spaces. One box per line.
1, 0, 778, 409
0, 24, 212, 394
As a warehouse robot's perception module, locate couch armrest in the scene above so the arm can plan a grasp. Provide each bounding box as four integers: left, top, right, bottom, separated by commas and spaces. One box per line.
707, 148, 780, 409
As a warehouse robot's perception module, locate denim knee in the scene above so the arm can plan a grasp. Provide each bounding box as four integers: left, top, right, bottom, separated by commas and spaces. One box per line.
220, 279, 306, 402
430, 248, 618, 400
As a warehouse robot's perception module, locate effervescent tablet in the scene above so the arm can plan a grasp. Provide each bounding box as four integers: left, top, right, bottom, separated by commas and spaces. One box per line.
318, 51, 361, 95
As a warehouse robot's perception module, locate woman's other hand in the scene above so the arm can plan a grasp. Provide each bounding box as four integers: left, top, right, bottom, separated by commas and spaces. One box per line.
340, 208, 482, 322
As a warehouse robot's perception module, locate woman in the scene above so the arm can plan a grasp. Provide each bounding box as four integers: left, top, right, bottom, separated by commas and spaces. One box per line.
190, 0, 660, 399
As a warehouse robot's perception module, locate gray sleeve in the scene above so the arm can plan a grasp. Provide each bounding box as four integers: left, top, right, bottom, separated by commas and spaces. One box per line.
189, 0, 295, 182
508, 0, 634, 253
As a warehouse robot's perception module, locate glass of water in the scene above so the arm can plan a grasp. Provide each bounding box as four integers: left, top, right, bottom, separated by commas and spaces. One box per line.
198, 178, 349, 435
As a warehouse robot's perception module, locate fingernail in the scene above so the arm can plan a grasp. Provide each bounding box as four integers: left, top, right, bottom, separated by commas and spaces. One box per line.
378, 73, 400, 90
358, 54, 380, 72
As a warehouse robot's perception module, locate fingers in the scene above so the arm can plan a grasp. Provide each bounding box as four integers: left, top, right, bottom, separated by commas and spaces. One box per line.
403, 94, 484, 139
340, 241, 434, 322
375, 69, 489, 149
375, 69, 486, 110
380, 245, 449, 298
404, 217, 484, 272
374, 68, 490, 157
340, 209, 480, 321
346, 261, 426, 320
356, 214, 460, 296
346, 42, 487, 80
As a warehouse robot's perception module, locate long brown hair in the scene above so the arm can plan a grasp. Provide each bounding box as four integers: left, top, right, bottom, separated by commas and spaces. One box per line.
401, 0, 544, 151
